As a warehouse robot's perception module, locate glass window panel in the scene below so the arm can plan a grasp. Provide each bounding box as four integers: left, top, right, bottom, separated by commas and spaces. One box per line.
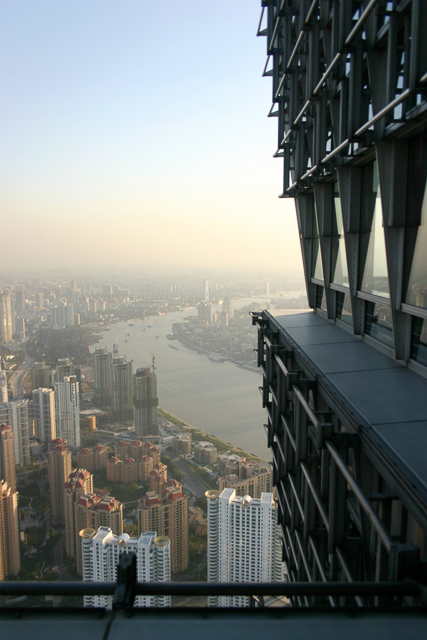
315, 285, 323, 309
411, 316, 427, 367
331, 183, 349, 287
406, 181, 427, 309
360, 162, 390, 299
312, 202, 324, 281
336, 291, 353, 326
365, 301, 394, 348
320, 289, 327, 313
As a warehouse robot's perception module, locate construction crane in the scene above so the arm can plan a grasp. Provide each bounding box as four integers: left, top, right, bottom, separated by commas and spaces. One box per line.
149, 352, 156, 375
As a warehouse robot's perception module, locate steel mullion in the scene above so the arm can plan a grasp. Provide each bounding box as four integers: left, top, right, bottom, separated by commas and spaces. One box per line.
335, 546, 365, 607
295, 528, 313, 584
309, 536, 337, 607
326, 440, 393, 553
288, 473, 306, 524
301, 460, 330, 532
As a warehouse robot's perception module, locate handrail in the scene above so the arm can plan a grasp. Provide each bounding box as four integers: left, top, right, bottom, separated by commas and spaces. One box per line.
326, 440, 393, 553
0, 580, 420, 598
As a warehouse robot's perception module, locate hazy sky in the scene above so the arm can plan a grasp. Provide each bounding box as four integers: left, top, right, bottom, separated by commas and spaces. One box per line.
1, 1, 303, 276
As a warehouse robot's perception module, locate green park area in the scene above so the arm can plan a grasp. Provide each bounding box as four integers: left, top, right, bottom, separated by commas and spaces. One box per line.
91, 468, 148, 506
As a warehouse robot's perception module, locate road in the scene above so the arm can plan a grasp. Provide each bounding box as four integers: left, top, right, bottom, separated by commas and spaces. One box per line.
167, 452, 207, 498
12, 350, 35, 398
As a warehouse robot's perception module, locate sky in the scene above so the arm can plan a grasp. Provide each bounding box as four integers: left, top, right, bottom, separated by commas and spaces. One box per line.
1, 1, 303, 277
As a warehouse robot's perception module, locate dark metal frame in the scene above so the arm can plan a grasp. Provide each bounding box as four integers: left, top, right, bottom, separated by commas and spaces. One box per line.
0, 551, 424, 610
253, 310, 427, 607
258, 0, 427, 363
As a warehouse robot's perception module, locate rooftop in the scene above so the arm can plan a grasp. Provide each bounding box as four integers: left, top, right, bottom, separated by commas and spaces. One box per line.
268, 310, 427, 528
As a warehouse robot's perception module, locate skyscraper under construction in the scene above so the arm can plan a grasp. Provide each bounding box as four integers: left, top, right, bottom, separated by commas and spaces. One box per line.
133, 367, 158, 437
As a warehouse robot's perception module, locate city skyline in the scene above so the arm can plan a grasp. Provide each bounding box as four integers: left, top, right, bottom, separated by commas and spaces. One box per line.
0, 1, 303, 275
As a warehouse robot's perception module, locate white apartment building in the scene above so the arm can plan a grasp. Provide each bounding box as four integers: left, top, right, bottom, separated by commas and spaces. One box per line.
55, 376, 80, 448
31, 388, 56, 442
80, 527, 171, 609
206, 488, 285, 607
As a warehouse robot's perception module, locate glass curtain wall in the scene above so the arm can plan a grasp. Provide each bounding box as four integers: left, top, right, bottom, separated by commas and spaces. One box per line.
411, 317, 427, 367
406, 180, 427, 309
312, 202, 323, 281
336, 291, 352, 325
331, 183, 349, 287
360, 162, 390, 299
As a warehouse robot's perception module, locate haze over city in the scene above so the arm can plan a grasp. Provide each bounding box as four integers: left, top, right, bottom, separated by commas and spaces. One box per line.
1, 1, 302, 275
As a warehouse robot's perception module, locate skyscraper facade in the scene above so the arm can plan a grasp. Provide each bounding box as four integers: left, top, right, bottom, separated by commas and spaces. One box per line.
133, 367, 158, 437
0, 400, 30, 467
54, 358, 74, 383
31, 388, 56, 442
138, 482, 188, 574
112, 356, 133, 421
80, 527, 171, 609
31, 362, 51, 390
0, 425, 16, 492
93, 346, 113, 407
255, 1, 427, 601
14, 289, 25, 313
55, 376, 80, 448
0, 480, 20, 581
206, 488, 285, 607
0, 293, 13, 343
48, 439, 72, 525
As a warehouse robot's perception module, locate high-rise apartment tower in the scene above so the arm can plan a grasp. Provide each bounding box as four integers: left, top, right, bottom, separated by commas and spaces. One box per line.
55, 376, 80, 448
112, 356, 133, 421
31, 388, 56, 442
0, 294, 13, 343
206, 488, 285, 607
0, 480, 20, 581
74, 493, 123, 575
64, 469, 93, 559
0, 425, 16, 492
0, 400, 30, 467
80, 527, 171, 609
93, 346, 113, 407
48, 439, 72, 525
133, 367, 158, 437
138, 482, 188, 574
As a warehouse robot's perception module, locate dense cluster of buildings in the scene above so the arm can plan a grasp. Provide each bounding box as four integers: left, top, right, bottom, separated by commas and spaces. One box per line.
77, 444, 108, 471
217, 456, 272, 499
0, 275, 285, 600
0, 281, 134, 340
0, 360, 81, 476
93, 347, 159, 434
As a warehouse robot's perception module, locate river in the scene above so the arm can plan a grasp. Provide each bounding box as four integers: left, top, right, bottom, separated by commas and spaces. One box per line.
90, 301, 304, 459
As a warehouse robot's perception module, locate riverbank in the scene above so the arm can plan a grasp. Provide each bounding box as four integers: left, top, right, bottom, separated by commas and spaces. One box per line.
158, 407, 267, 463
91, 310, 269, 458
